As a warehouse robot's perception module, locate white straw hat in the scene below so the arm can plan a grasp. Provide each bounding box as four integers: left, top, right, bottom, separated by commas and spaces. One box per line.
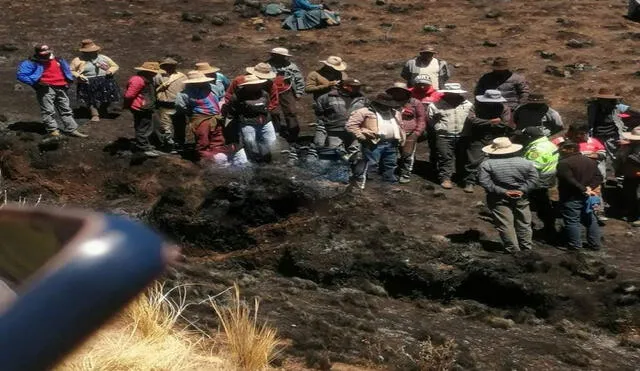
183, 71, 215, 84
476, 89, 507, 103
320, 56, 347, 71
482, 137, 523, 155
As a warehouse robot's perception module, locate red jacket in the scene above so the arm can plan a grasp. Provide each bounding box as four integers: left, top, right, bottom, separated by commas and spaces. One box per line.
124, 75, 153, 111
399, 97, 426, 136
410, 86, 443, 104
224, 75, 279, 112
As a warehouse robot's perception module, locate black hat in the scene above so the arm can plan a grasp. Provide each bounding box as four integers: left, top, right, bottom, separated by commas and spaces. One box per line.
373, 92, 401, 108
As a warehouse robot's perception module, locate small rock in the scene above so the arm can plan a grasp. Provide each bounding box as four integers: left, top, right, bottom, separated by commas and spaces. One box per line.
182, 12, 204, 23
241, 7, 260, 18
0, 43, 18, 52
423, 24, 442, 33
13, 83, 26, 92
191, 34, 203, 41
445, 24, 457, 29
291, 277, 318, 290
382, 61, 400, 70
621, 333, 640, 348
112, 10, 133, 17
432, 190, 447, 199
431, 235, 451, 244
244, 0, 261, 8
485, 316, 515, 329
483, 40, 498, 47
380, 22, 393, 28
539, 50, 556, 59
566, 39, 592, 48
485, 9, 502, 18
616, 294, 639, 306
375, 0, 386, 5
211, 16, 226, 26
0, 114, 8, 122
474, 201, 485, 208
362, 281, 388, 297
0, 56, 8, 64
544, 65, 568, 78
198, 28, 210, 34
387, 4, 408, 13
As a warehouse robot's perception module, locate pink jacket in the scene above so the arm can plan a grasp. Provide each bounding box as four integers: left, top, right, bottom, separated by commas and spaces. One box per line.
399, 97, 426, 136
124, 75, 153, 111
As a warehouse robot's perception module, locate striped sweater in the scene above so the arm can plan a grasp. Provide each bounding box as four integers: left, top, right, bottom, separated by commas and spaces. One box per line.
479, 156, 539, 196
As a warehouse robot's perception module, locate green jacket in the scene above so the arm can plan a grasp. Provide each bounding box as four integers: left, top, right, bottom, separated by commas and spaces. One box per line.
524, 137, 558, 188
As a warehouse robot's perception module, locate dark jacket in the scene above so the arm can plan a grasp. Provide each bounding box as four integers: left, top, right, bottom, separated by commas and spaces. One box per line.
615, 143, 640, 179
17, 57, 74, 87
513, 104, 564, 134
474, 71, 530, 109
462, 103, 514, 143
315, 89, 367, 132
228, 89, 271, 126
557, 152, 604, 201
587, 100, 626, 138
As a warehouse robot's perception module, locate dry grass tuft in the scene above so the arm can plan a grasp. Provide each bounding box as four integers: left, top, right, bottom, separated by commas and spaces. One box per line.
211, 284, 283, 371
57, 283, 233, 371
417, 337, 457, 371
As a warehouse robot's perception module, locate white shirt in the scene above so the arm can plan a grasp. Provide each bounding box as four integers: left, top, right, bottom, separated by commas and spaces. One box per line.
418, 58, 441, 90
376, 112, 402, 140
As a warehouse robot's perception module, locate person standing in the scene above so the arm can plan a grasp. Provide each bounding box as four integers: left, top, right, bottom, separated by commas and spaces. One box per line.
409, 75, 443, 105
153, 58, 187, 153
311, 78, 367, 161
69, 39, 120, 122
512, 93, 563, 144
522, 127, 559, 241
386, 82, 426, 183
616, 127, 640, 227
400, 46, 452, 90
225, 63, 278, 113
124, 62, 163, 157
346, 93, 404, 187
556, 141, 603, 250
305, 56, 348, 100
16, 45, 88, 139
478, 137, 539, 253
266, 47, 305, 143
587, 88, 627, 171
227, 75, 275, 163
194, 62, 230, 101
475, 57, 529, 110
462, 90, 514, 193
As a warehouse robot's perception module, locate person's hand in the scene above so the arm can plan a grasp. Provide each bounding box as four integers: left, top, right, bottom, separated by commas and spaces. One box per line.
585, 187, 598, 196
328, 80, 340, 86
78, 76, 88, 83
105, 71, 113, 76
620, 139, 631, 145
584, 152, 598, 159
490, 118, 502, 124
505, 190, 524, 198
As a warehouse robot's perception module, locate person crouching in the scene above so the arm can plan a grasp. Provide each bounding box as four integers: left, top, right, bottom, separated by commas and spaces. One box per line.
346, 93, 405, 188
479, 137, 539, 253
176, 71, 245, 165
226, 75, 276, 163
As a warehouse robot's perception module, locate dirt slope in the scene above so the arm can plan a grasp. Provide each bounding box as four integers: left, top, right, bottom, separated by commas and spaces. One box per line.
2, 0, 640, 370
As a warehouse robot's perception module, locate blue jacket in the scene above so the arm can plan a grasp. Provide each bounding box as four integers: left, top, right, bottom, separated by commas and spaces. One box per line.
292, 0, 322, 16
16, 58, 74, 87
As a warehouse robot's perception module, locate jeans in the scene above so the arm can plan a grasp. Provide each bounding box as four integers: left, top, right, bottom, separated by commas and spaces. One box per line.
132, 109, 154, 151
273, 89, 300, 143
352, 141, 399, 183
36, 85, 78, 133
623, 178, 640, 222
435, 135, 464, 182
487, 194, 533, 252
240, 122, 277, 162
464, 139, 487, 185
561, 199, 602, 249
398, 134, 418, 178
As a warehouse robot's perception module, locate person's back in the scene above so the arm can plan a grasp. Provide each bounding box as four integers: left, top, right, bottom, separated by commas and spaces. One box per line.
524, 135, 558, 188
557, 151, 602, 201
479, 156, 538, 195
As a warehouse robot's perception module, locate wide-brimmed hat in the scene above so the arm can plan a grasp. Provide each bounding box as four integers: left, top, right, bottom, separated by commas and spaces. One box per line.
482, 137, 523, 155
195, 62, 220, 75
184, 70, 215, 84
623, 126, 640, 141
239, 74, 267, 86
386, 82, 411, 100
134, 61, 165, 74
33, 44, 53, 60
246, 62, 276, 79
594, 88, 621, 100
321, 56, 347, 71
79, 39, 101, 52
270, 47, 292, 57
373, 92, 401, 108
413, 75, 432, 85
440, 83, 467, 94
492, 57, 509, 69
159, 57, 179, 66
420, 46, 438, 54
476, 89, 507, 103
521, 93, 548, 105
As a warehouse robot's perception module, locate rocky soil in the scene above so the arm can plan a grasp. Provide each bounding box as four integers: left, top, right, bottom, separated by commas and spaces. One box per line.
2, 0, 640, 369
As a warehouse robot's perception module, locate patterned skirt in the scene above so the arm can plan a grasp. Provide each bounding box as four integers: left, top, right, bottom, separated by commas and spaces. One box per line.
76, 75, 121, 107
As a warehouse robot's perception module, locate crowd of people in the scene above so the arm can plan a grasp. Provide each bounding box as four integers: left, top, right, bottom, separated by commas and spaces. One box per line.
15, 39, 640, 253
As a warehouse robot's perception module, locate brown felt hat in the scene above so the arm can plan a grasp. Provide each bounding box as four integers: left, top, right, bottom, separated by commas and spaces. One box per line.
195, 62, 220, 75
79, 39, 101, 52
492, 57, 509, 69
594, 88, 621, 99
159, 57, 179, 66
373, 92, 402, 108
420, 46, 438, 54
134, 61, 165, 74
246, 62, 277, 79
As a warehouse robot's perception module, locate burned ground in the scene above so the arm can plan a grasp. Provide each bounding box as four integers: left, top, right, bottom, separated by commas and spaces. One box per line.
2, 0, 640, 369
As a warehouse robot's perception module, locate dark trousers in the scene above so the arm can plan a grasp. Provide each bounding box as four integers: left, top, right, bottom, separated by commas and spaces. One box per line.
398, 134, 418, 177
435, 135, 465, 182
623, 178, 640, 222
595, 134, 620, 176
561, 199, 602, 249
352, 141, 399, 183
274, 89, 300, 143
464, 139, 487, 185
132, 109, 154, 151
529, 188, 558, 239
